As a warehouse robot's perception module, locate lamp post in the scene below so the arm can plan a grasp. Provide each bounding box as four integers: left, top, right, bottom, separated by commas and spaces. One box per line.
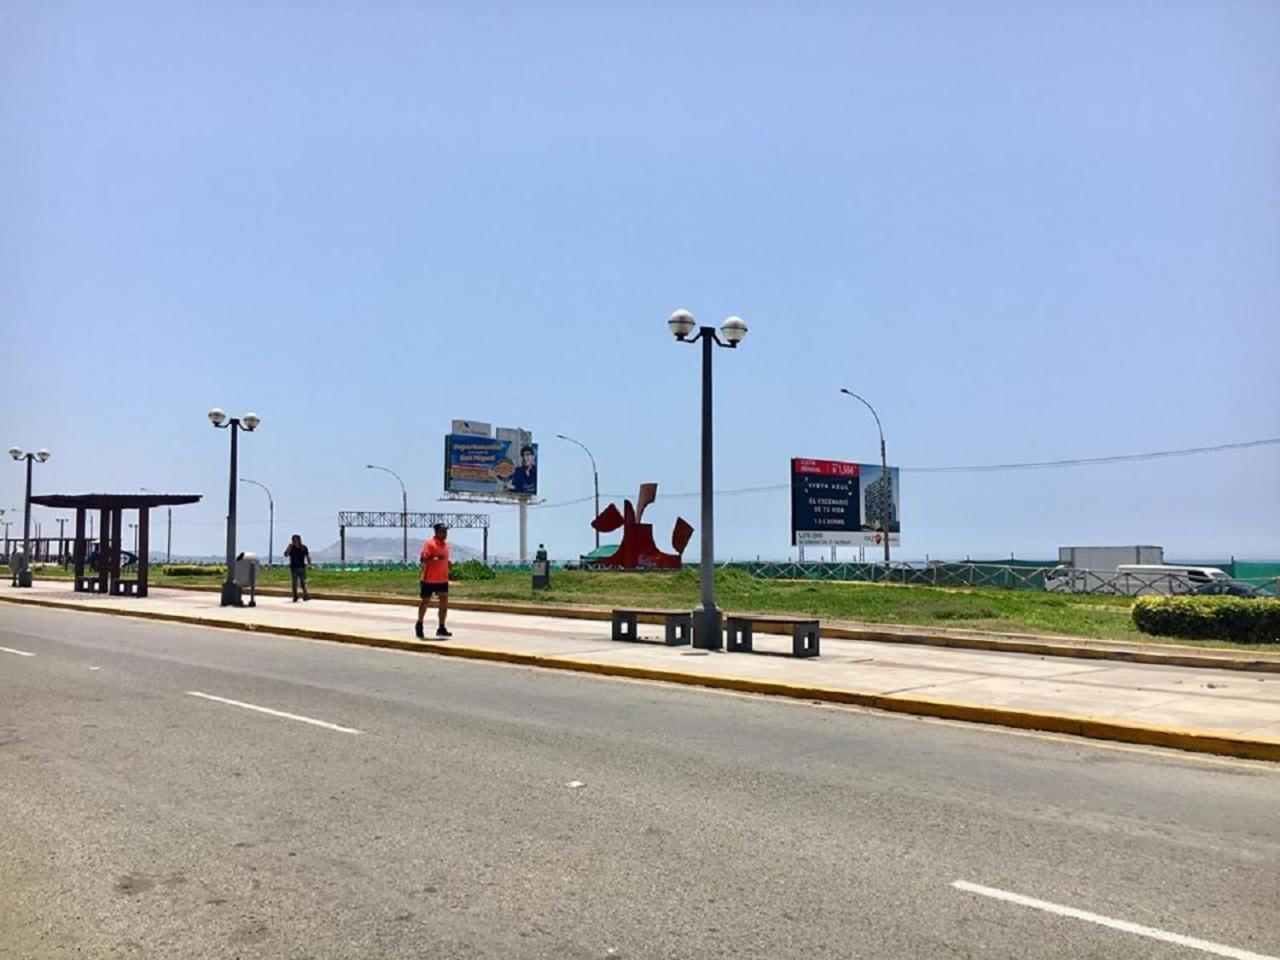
666, 309, 748, 649
367, 464, 408, 563
209, 408, 260, 606
839, 388, 891, 567
8, 446, 51, 588
140, 488, 173, 564
239, 478, 275, 567
556, 434, 600, 550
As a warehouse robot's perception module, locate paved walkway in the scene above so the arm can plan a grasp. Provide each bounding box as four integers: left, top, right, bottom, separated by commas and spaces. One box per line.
4, 582, 1279, 757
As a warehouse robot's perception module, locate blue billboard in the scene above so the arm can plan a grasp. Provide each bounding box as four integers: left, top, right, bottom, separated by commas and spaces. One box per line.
445, 434, 538, 498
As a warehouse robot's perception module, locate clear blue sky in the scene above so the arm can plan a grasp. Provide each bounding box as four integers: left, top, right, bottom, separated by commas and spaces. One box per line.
4, 0, 1278, 561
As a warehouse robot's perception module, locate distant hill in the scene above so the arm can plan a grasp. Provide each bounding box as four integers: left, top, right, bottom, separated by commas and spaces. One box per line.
313, 536, 489, 563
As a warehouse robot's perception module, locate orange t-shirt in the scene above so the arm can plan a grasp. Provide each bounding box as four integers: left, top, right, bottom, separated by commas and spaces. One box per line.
420, 537, 450, 584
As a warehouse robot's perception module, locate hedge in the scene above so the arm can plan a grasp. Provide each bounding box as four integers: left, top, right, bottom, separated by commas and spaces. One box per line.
1132, 596, 1280, 645
450, 559, 496, 582
163, 565, 225, 577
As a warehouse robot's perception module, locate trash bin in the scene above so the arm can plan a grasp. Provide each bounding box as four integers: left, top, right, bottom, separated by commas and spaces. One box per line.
532, 559, 551, 590
234, 552, 261, 607
234, 552, 261, 587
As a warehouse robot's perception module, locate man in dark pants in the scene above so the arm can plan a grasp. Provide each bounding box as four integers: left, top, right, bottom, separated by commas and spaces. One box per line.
416, 522, 452, 639
284, 534, 311, 602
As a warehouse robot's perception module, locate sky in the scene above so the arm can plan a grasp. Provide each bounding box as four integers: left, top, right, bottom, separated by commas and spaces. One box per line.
3, 0, 1278, 563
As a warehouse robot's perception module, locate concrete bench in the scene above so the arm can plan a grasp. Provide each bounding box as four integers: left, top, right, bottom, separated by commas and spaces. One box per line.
611, 609, 693, 647
726, 614, 820, 658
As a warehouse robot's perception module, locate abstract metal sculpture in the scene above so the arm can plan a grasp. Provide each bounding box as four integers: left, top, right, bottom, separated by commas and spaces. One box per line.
590, 483, 693, 569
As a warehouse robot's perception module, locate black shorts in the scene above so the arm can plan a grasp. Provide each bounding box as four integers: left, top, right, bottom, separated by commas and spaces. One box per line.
420, 581, 449, 598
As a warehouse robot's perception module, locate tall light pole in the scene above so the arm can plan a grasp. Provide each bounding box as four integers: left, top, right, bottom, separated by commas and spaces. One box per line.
667, 309, 748, 649
556, 434, 600, 550
8, 446, 51, 588
239, 478, 275, 567
209, 408, 260, 606
367, 464, 408, 563
140, 488, 172, 564
839, 388, 891, 567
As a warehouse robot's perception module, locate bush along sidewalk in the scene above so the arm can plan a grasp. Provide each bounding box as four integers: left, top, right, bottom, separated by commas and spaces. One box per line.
1133, 596, 1280, 645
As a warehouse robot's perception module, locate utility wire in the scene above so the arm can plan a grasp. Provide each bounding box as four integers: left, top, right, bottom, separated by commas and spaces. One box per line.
533, 437, 1280, 508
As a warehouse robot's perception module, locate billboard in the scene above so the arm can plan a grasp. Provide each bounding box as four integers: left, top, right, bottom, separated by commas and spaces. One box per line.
790, 457, 900, 546
444, 424, 537, 498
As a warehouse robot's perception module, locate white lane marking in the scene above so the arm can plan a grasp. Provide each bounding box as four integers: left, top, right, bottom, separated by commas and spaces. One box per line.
953, 880, 1279, 960
0, 646, 35, 657
186, 691, 361, 734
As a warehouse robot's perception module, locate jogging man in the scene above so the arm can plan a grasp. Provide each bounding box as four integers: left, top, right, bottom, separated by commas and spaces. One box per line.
284, 534, 311, 601
416, 522, 452, 639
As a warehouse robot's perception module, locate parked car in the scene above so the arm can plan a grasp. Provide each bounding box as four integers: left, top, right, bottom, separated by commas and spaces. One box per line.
1191, 578, 1270, 599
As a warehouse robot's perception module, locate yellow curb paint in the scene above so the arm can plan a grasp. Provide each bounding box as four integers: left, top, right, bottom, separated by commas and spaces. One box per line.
4, 593, 1279, 763
157, 583, 1280, 674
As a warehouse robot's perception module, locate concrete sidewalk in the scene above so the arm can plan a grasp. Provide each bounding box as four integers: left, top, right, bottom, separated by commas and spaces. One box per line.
4, 582, 1279, 760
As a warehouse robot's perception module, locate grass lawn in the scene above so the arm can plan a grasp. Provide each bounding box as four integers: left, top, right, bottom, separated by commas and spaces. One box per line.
32, 563, 1280, 652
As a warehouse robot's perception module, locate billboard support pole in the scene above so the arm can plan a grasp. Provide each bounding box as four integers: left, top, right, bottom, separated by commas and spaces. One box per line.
518, 499, 528, 563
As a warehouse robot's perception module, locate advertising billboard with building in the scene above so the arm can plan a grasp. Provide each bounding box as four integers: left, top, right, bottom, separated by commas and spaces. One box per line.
444, 423, 538, 499
790, 457, 900, 546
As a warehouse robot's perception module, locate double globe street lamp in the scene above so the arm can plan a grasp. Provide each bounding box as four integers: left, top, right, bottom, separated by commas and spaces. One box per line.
667, 309, 748, 649
209, 408, 260, 607
7, 446, 51, 588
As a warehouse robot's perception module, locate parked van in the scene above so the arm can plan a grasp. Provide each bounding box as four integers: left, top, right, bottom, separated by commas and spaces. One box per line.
1114, 564, 1229, 596
1043, 564, 1231, 596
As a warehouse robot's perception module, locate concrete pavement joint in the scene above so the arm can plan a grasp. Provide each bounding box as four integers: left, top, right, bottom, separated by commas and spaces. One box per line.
4, 593, 1279, 763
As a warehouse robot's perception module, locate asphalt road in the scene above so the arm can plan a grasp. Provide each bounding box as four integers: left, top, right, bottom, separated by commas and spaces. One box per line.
1, 603, 1277, 960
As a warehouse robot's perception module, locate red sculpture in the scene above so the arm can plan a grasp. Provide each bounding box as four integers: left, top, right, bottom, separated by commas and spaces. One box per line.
590, 483, 693, 569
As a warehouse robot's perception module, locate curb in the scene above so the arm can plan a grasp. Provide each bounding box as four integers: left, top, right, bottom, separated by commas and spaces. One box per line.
4, 593, 1278, 763
157, 582, 1280, 674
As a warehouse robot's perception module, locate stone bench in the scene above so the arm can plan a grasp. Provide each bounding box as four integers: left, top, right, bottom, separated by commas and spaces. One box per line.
726, 614, 820, 658
610, 609, 693, 647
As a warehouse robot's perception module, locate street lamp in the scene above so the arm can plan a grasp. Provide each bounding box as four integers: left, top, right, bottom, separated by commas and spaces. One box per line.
140, 488, 173, 564
667, 309, 747, 649
8, 446, 51, 588
239, 478, 275, 567
839, 388, 892, 567
366, 464, 408, 563
209, 408, 260, 606
556, 434, 600, 550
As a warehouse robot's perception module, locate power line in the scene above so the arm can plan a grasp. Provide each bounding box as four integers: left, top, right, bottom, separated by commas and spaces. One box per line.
533, 437, 1280, 507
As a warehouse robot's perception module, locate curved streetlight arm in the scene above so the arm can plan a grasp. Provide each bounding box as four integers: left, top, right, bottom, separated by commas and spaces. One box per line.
839, 389, 885, 446
239, 477, 273, 507
556, 434, 601, 549
555, 434, 597, 474
367, 463, 409, 562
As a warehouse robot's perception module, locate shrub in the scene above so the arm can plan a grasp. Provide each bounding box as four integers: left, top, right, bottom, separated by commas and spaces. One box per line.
1132, 596, 1280, 645
450, 559, 496, 582
163, 565, 226, 577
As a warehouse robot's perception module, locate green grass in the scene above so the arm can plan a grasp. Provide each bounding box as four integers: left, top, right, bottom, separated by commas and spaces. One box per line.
33, 563, 1279, 651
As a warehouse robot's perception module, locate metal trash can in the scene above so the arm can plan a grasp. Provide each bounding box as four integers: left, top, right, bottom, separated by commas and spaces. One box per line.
234, 552, 261, 607
532, 559, 551, 590
234, 552, 261, 587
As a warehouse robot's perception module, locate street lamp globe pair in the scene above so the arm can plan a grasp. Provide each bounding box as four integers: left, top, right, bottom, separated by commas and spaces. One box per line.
209, 408, 260, 431
8, 446, 52, 588
666, 309, 748, 650
209, 408, 261, 607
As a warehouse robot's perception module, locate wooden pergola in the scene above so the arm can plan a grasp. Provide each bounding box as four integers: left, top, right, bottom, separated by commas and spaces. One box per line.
28, 493, 202, 598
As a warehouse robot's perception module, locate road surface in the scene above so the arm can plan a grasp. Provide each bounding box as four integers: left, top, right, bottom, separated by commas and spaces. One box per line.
2, 604, 1277, 959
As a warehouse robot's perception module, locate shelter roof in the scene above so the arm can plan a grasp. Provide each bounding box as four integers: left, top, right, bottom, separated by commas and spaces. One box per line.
29, 493, 203, 509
